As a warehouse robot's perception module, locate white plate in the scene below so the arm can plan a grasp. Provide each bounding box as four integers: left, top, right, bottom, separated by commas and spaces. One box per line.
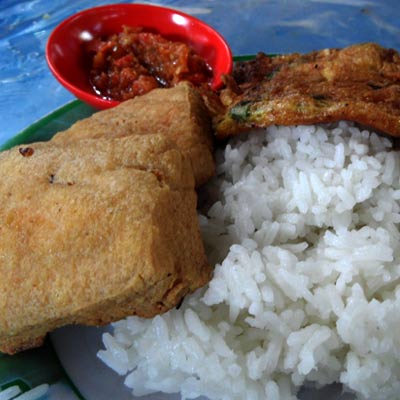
51, 326, 185, 400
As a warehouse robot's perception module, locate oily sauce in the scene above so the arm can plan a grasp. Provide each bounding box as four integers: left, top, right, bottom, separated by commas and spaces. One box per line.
86, 26, 213, 101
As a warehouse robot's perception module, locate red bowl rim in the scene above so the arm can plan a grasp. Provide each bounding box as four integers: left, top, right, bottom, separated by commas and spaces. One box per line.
46, 3, 233, 109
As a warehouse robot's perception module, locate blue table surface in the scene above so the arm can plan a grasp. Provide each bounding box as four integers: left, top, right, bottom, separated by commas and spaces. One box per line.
1, 0, 400, 147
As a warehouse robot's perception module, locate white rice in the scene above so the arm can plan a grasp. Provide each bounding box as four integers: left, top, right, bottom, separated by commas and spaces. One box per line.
98, 122, 400, 400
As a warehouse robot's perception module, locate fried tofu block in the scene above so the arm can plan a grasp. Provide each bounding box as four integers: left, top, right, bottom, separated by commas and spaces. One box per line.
214, 43, 400, 138
52, 82, 214, 186
0, 135, 211, 354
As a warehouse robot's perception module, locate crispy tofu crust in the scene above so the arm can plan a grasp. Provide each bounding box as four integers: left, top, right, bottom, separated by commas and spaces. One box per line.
0, 135, 211, 354
214, 43, 400, 138
52, 82, 215, 186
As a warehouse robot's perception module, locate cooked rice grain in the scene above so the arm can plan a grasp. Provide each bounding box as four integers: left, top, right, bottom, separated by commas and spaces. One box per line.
99, 122, 400, 400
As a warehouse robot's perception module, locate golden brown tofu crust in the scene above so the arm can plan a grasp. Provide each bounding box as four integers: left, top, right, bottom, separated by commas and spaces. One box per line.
214, 43, 400, 138
0, 135, 211, 354
52, 82, 215, 186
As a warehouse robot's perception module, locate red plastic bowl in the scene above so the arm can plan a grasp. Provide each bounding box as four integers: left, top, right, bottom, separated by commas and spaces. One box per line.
46, 3, 233, 109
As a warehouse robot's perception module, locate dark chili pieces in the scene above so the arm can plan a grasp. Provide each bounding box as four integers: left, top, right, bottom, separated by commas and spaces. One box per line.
86, 26, 213, 101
